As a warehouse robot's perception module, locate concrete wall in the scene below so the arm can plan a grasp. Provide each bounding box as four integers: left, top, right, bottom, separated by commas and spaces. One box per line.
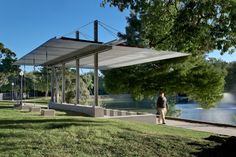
49, 102, 104, 117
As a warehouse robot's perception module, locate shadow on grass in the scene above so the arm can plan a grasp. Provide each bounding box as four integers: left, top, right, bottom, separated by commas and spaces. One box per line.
0, 105, 14, 109
0, 132, 26, 139
97, 130, 209, 157
192, 135, 236, 157
0, 118, 112, 130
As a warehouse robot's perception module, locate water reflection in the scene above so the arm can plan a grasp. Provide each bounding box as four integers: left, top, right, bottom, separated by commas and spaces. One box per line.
176, 103, 236, 125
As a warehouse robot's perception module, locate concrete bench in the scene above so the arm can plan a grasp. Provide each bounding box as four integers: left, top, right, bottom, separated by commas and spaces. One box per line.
20, 105, 32, 111
29, 107, 41, 112
41, 109, 55, 116
104, 109, 112, 116
110, 110, 119, 116
118, 110, 127, 116
49, 102, 104, 117
127, 111, 137, 116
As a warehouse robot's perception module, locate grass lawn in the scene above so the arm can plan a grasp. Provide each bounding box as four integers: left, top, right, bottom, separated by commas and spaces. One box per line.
0, 101, 235, 157
23, 97, 50, 105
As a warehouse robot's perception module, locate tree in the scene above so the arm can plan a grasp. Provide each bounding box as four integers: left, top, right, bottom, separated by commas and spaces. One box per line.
101, 0, 235, 108
0, 42, 19, 90
34, 67, 51, 97
225, 62, 236, 92
64, 69, 91, 104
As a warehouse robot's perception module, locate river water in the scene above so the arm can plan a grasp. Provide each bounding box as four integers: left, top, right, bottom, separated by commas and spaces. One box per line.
175, 92, 236, 125
175, 103, 236, 125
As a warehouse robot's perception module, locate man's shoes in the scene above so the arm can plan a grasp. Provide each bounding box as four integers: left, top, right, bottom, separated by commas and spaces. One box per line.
162, 122, 166, 124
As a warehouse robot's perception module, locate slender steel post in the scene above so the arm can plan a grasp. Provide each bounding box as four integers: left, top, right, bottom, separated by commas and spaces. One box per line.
62, 63, 65, 103
19, 71, 24, 105
55, 68, 58, 103
94, 20, 99, 106
94, 54, 98, 106
33, 58, 36, 106
51, 66, 55, 102
24, 64, 26, 100
20, 75, 23, 105
76, 59, 80, 104
76, 31, 80, 39
11, 82, 14, 101
94, 20, 98, 43
45, 47, 50, 108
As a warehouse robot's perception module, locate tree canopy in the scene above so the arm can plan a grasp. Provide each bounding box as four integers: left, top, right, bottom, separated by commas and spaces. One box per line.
0, 42, 19, 90
225, 62, 236, 92
101, 0, 236, 108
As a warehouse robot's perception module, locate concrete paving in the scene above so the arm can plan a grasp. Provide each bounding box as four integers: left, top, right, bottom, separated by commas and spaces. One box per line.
109, 114, 236, 136
162, 119, 236, 136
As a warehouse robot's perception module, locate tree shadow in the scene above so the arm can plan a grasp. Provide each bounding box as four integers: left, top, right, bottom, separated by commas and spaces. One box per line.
192, 135, 236, 157
0, 118, 112, 130
0, 105, 14, 109
46, 122, 106, 129
0, 132, 26, 139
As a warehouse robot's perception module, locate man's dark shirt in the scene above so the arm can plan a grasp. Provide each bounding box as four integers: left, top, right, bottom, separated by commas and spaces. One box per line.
156, 96, 167, 108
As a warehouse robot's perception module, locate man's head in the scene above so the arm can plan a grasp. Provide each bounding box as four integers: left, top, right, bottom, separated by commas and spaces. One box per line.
159, 91, 165, 97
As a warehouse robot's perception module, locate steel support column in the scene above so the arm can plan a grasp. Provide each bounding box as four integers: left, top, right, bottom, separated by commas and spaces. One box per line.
76, 59, 80, 104
33, 58, 35, 105
55, 68, 59, 103
51, 66, 55, 102
94, 53, 98, 106
62, 63, 65, 103
94, 20, 99, 106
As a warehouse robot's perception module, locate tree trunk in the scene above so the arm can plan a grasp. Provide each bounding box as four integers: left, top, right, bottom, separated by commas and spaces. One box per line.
45, 89, 48, 97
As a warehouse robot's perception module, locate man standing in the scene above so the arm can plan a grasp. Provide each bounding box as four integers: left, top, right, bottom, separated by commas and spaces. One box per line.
156, 91, 168, 124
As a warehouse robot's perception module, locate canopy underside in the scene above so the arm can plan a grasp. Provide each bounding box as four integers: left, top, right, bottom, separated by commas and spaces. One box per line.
15, 37, 189, 70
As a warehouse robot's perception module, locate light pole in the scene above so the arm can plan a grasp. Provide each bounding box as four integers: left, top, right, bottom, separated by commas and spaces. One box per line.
19, 71, 24, 105
11, 82, 14, 101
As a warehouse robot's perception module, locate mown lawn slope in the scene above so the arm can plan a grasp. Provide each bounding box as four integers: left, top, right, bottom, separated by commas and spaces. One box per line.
0, 101, 235, 157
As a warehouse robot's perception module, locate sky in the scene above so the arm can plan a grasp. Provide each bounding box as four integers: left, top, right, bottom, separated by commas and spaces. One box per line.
0, 0, 235, 62
0, 0, 128, 59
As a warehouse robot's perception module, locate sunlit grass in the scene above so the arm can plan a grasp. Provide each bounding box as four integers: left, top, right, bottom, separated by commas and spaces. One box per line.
22, 97, 50, 105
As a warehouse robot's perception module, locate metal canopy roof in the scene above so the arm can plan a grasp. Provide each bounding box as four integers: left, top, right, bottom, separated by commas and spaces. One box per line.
15, 37, 189, 70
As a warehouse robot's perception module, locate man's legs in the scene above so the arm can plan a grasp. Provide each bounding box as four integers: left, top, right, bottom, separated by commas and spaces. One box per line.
162, 108, 167, 124
157, 108, 167, 124
158, 108, 165, 124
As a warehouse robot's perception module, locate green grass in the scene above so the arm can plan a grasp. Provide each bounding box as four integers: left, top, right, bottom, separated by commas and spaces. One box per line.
0, 101, 235, 157
23, 97, 50, 105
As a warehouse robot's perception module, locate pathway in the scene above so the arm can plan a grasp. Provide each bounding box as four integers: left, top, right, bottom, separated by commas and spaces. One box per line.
110, 114, 236, 136
163, 118, 236, 136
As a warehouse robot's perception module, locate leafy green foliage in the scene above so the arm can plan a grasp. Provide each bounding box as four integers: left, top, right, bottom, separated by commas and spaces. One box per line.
166, 96, 181, 117
101, 0, 233, 108
34, 67, 51, 97
225, 62, 236, 92
104, 56, 226, 107
104, 0, 236, 54
64, 69, 91, 104
0, 42, 19, 89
